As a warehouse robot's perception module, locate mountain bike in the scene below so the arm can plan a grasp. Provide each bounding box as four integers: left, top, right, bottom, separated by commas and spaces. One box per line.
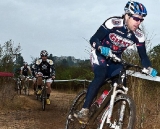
36, 76, 49, 111
65, 55, 150, 129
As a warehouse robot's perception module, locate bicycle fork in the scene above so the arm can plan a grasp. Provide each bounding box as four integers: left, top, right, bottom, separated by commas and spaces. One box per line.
99, 82, 128, 129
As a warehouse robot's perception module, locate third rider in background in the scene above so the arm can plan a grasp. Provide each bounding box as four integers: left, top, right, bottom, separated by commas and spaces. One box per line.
20, 62, 32, 89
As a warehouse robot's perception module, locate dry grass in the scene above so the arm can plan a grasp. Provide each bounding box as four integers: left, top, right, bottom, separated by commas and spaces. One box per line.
129, 77, 160, 129
0, 77, 160, 129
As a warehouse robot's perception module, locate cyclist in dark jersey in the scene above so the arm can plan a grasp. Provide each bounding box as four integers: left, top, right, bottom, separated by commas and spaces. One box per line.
20, 62, 32, 77
74, 1, 158, 123
35, 50, 55, 105
20, 62, 32, 88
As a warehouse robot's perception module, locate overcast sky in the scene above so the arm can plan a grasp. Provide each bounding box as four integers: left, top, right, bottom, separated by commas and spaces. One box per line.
0, 0, 160, 63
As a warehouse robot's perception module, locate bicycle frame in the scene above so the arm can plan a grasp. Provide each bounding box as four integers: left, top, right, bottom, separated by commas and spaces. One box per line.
41, 77, 47, 98
97, 60, 141, 129
106, 74, 128, 127
41, 76, 49, 111
41, 76, 49, 92
66, 56, 141, 129
87, 74, 127, 126
100, 83, 128, 129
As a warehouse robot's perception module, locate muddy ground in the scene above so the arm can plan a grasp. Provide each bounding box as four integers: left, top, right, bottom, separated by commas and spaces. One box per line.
0, 89, 159, 129
0, 90, 75, 129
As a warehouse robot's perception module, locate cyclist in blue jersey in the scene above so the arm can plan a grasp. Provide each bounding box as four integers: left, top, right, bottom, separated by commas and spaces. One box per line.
74, 1, 158, 123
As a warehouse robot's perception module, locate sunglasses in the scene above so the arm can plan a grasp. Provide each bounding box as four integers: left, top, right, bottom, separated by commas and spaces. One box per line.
41, 55, 47, 57
131, 15, 144, 22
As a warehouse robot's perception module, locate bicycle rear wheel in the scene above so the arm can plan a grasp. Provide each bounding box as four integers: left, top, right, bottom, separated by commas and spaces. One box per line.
65, 90, 87, 129
99, 94, 136, 129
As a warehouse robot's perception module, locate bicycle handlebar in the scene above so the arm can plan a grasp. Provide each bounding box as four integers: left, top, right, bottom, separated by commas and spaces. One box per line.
109, 54, 146, 73
36, 75, 49, 78
37, 75, 54, 80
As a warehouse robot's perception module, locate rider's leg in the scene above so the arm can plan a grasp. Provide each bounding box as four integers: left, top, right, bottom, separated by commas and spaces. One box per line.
46, 78, 53, 105
74, 64, 108, 123
83, 62, 123, 105
36, 76, 43, 94
21, 76, 25, 89
83, 64, 108, 108
74, 55, 123, 123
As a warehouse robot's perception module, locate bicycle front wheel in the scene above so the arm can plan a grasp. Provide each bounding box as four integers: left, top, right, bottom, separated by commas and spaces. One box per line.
42, 89, 46, 111
99, 94, 136, 129
65, 90, 87, 129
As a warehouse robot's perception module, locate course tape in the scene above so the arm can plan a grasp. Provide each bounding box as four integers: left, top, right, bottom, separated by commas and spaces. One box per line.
0, 72, 14, 77
54, 71, 160, 83
126, 70, 160, 82
54, 79, 91, 82
12, 70, 160, 83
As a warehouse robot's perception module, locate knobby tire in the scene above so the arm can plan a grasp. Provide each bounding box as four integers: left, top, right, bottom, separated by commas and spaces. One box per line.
65, 90, 87, 129
42, 89, 46, 111
99, 94, 136, 129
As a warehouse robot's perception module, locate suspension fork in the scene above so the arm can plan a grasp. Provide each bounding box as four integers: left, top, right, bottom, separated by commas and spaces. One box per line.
106, 82, 118, 125
106, 83, 128, 120
117, 86, 128, 125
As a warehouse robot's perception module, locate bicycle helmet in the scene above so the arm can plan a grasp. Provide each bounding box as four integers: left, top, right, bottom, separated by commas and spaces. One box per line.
40, 50, 48, 57
124, 1, 147, 17
24, 62, 28, 66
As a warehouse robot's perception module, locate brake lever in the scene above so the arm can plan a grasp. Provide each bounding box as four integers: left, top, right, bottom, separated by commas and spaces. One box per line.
109, 53, 121, 62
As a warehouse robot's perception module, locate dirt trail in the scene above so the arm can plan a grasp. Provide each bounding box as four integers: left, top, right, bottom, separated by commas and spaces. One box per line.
0, 89, 160, 129
0, 90, 76, 129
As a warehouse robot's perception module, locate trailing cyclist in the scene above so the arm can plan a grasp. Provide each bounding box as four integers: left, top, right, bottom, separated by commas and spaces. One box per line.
74, 1, 158, 124
35, 50, 55, 105
20, 62, 32, 89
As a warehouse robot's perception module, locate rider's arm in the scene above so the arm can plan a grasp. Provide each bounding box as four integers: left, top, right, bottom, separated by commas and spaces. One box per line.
135, 32, 157, 77
90, 19, 112, 51
49, 59, 55, 78
134, 29, 151, 68
34, 60, 40, 76
136, 43, 151, 68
